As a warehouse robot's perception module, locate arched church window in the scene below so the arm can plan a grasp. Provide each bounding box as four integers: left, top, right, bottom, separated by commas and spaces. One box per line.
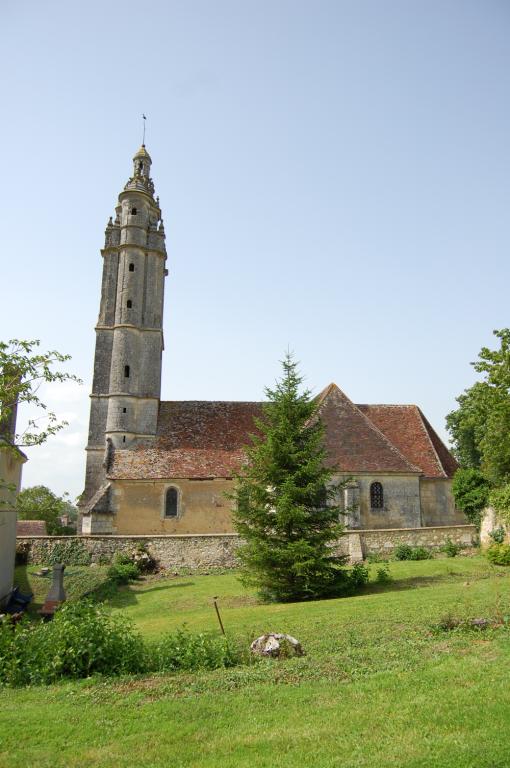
370, 482, 384, 510
129, 263, 135, 272
124, 365, 130, 378
165, 487, 179, 518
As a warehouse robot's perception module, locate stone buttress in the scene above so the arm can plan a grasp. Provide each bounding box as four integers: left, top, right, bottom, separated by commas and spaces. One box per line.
79, 146, 167, 533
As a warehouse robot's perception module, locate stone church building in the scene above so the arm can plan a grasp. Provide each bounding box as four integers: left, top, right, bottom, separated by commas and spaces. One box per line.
79, 146, 464, 535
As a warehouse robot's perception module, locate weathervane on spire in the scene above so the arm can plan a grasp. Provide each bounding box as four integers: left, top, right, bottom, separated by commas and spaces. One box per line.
142, 113, 147, 145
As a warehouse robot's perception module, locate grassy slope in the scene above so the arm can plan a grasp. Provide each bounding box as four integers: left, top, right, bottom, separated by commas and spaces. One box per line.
2, 557, 510, 767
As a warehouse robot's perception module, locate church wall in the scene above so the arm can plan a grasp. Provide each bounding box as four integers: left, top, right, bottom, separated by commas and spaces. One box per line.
336, 473, 422, 529
110, 478, 235, 534
420, 478, 465, 526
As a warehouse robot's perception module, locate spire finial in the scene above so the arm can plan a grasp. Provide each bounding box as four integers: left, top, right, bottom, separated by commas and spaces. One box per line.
142, 113, 147, 146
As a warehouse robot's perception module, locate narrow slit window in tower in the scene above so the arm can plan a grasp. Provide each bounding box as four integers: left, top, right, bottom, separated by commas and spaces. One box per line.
131, 207, 137, 216
165, 487, 179, 518
122, 436, 126, 443
127, 300, 132, 308
370, 482, 384, 510
124, 365, 130, 378
129, 263, 135, 272
122, 408, 127, 413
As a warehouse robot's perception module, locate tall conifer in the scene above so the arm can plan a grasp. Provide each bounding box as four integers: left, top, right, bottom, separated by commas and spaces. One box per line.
232, 353, 347, 602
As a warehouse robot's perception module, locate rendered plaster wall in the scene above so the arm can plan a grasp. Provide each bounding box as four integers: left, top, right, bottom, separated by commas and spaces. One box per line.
420, 478, 464, 526
110, 478, 235, 534
0, 447, 24, 605
336, 474, 422, 529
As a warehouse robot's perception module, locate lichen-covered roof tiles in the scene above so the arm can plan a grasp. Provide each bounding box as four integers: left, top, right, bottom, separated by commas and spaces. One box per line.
108, 386, 457, 481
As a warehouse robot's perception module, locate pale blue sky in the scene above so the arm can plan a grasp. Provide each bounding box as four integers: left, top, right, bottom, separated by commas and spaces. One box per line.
1, 0, 509, 498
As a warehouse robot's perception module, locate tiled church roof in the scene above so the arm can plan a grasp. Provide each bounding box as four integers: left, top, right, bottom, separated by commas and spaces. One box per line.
108, 385, 457, 481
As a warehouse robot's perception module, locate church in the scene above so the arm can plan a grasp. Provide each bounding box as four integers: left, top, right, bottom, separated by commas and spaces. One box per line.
79, 146, 464, 535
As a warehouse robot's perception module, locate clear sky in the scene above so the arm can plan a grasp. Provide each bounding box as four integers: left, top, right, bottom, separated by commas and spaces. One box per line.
1, 0, 509, 499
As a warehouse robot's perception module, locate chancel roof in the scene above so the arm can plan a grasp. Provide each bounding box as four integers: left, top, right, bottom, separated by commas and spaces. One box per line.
108, 385, 457, 481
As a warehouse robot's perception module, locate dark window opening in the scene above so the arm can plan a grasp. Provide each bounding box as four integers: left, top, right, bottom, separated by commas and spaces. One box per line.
370, 482, 384, 510
131, 207, 137, 216
122, 408, 127, 414
124, 365, 130, 378
165, 487, 179, 518
129, 263, 135, 272
122, 435, 126, 443
127, 300, 132, 308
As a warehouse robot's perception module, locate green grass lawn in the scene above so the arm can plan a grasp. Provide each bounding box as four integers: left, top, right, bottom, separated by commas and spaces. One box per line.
2, 556, 510, 767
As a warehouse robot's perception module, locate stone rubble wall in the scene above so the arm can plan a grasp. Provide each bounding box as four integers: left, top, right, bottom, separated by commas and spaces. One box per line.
17, 524, 477, 569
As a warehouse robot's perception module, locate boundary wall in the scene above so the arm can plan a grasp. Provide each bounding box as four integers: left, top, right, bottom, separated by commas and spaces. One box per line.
17, 524, 477, 568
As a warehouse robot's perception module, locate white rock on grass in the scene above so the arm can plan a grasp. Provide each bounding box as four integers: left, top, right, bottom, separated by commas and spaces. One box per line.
250, 633, 304, 658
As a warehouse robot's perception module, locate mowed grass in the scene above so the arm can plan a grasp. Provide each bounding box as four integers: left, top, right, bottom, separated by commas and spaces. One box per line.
2, 556, 510, 767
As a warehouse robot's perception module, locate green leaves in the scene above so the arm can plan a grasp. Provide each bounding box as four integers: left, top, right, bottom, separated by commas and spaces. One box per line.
0, 338, 81, 448
232, 352, 348, 602
446, 329, 510, 485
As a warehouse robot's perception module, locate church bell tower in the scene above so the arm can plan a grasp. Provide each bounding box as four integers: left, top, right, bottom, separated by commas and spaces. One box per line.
80, 145, 167, 532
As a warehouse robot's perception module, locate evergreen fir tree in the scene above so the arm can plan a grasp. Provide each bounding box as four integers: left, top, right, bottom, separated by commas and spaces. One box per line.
232, 353, 348, 602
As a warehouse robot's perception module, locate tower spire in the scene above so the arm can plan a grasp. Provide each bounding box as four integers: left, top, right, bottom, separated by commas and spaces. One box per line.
80, 144, 168, 533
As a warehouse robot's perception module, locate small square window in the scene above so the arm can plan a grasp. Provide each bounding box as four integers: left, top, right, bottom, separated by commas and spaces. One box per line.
127, 300, 132, 308
122, 408, 127, 414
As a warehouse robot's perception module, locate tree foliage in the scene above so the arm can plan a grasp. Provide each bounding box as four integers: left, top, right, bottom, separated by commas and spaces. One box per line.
16, 485, 78, 535
0, 339, 81, 448
451, 468, 490, 528
446, 329, 510, 485
232, 353, 347, 602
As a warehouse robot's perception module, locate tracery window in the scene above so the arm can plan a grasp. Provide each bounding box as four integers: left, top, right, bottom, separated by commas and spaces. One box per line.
370, 482, 384, 510
165, 487, 179, 518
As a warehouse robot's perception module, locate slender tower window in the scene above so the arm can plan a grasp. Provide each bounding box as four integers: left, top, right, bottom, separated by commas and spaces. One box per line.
122, 408, 127, 414
127, 300, 132, 308
131, 207, 137, 215
124, 365, 130, 378
129, 263, 135, 272
370, 482, 384, 510
122, 436, 126, 443
165, 487, 179, 518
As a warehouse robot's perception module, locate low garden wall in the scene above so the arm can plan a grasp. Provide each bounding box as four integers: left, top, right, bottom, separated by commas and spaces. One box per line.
17, 524, 477, 568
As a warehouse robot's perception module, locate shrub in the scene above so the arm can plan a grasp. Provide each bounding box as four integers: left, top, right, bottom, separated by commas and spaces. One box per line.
489, 483, 510, 527
0, 606, 241, 687
394, 544, 413, 560
375, 565, 392, 584
129, 544, 158, 574
148, 629, 238, 672
486, 543, 510, 566
107, 561, 139, 585
0, 602, 145, 687
394, 544, 433, 561
349, 562, 369, 589
452, 468, 490, 528
442, 538, 461, 558
489, 527, 506, 545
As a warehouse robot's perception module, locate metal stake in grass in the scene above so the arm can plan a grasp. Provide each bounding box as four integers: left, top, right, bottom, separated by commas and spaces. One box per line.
213, 596, 225, 635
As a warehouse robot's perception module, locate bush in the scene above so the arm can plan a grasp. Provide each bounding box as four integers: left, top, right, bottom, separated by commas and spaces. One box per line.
394, 544, 433, 561
489, 483, 510, 527
107, 561, 139, 585
0, 602, 145, 687
349, 562, 369, 589
148, 629, 238, 672
375, 564, 392, 584
442, 538, 461, 558
452, 468, 490, 528
489, 527, 506, 545
130, 544, 158, 574
486, 543, 510, 566
0, 604, 241, 687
